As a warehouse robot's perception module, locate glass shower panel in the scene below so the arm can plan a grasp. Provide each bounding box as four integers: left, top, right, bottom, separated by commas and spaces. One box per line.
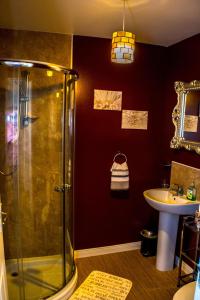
0, 66, 24, 300
18, 68, 65, 300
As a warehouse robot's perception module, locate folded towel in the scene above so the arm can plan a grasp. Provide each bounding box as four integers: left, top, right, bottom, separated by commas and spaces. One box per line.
111, 161, 129, 191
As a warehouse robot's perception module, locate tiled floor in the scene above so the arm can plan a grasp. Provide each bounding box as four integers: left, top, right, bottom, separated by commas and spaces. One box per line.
75, 250, 179, 300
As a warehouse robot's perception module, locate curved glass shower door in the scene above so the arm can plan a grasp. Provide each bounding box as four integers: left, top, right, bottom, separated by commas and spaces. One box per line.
0, 62, 77, 300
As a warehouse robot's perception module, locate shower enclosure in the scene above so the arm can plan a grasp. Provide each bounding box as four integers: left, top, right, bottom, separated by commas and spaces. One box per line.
0, 59, 78, 300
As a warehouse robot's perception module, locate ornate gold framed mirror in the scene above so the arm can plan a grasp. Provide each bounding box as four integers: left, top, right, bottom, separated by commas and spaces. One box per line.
171, 80, 200, 154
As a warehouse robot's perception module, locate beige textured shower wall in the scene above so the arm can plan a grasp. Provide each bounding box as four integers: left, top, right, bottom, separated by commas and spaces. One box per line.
170, 161, 200, 200
0, 29, 72, 259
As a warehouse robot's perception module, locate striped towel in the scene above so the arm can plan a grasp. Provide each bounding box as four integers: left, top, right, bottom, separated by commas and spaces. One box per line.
110, 161, 129, 191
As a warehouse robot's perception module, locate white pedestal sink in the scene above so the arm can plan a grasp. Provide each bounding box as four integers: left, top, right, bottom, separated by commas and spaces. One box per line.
143, 188, 200, 271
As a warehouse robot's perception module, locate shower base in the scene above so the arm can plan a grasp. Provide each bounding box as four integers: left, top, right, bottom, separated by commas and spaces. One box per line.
6, 255, 77, 300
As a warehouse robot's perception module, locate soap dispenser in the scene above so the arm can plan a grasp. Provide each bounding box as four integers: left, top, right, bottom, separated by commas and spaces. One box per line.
186, 182, 197, 201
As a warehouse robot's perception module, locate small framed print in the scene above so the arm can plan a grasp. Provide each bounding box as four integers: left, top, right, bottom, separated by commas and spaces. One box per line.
122, 110, 148, 130
184, 115, 198, 132
94, 89, 122, 111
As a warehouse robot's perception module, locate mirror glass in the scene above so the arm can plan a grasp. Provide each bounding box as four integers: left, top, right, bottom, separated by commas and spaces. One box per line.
184, 90, 200, 142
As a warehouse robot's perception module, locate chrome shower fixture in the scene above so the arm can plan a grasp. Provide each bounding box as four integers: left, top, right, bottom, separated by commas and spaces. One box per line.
19, 70, 38, 127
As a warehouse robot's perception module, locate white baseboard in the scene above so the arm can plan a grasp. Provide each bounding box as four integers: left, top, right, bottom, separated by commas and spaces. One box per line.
175, 256, 193, 274
74, 241, 141, 259
75, 247, 194, 274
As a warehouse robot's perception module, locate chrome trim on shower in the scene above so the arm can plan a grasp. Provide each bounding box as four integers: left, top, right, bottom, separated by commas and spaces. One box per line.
0, 58, 79, 79
0, 58, 78, 299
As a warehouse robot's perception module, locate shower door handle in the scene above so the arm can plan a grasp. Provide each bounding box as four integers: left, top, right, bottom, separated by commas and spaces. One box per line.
54, 184, 71, 193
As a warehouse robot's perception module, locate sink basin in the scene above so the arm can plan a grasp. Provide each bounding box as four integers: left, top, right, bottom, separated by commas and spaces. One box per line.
144, 188, 200, 215
143, 188, 200, 271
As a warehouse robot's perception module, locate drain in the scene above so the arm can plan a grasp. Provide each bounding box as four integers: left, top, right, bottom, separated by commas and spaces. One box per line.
11, 272, 19, 277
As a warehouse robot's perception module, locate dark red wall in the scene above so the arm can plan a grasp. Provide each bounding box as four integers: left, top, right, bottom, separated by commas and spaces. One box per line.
162, 34, 200, 169
73, 36, 168, 249
161, 34, 200, 256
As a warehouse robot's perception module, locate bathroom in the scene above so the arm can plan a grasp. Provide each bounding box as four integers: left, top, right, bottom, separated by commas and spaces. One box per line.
0, 0, 200, 299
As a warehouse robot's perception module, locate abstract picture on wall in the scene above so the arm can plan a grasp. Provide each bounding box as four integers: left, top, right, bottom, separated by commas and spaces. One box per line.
121, 110, 148, 130
184, 115, 198, 132
94, 89, 122, 111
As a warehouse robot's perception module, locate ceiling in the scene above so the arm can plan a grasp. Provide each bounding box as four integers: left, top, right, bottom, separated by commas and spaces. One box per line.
0, 0, 200, 46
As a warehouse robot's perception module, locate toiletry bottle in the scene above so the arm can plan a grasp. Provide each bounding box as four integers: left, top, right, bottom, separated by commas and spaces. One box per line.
186, 182, 197, 201
178, 185, 184, 196
195, 210, 200, 230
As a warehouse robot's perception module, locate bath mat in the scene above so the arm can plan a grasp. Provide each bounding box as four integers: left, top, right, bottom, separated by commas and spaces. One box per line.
69, 270, 132, 300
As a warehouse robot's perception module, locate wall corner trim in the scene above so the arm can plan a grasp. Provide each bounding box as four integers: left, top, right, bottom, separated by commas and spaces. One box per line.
74, 241, 141, 259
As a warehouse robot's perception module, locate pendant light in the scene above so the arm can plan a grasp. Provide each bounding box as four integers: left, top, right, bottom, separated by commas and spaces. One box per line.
111, 0, 135, 64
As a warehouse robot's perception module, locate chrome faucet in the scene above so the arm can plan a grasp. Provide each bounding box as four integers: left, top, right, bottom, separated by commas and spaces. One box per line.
170, 184, 179, 195
170, 184, 184, 196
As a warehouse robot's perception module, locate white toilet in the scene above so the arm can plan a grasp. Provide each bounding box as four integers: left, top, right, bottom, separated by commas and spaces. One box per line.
173, 282, 196, 300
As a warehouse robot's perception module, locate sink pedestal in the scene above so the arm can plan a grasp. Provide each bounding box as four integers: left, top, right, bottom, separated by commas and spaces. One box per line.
144, 188, 199, 271
156, 212, 179, 271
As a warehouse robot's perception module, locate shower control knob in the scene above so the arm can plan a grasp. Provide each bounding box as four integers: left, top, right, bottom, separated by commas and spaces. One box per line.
55, 185, 64, 192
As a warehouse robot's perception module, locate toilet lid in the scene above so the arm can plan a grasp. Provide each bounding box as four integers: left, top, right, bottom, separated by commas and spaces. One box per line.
173, 282, 196, 300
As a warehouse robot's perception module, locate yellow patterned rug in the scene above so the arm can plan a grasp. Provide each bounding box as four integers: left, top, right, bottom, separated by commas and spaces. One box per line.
69, 270, 132, 300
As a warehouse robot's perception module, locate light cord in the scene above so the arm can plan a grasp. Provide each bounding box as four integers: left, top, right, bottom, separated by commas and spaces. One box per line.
122, 0, 126, 31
